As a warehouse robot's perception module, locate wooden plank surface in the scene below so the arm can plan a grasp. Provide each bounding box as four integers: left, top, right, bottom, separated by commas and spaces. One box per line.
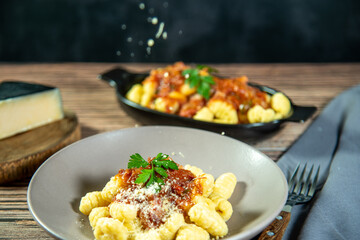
0, 62, 359, 239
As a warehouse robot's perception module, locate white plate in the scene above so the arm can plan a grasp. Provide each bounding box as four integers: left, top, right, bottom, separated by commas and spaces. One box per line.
28, 126, 288, 240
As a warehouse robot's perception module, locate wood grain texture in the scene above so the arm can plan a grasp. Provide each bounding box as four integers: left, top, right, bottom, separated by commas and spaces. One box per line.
0, 111, 81, 184
0, 62, 359, 239
258, 211, 291, 240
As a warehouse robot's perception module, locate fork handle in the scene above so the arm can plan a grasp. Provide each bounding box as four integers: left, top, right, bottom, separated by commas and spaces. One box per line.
257, 210, 291, 240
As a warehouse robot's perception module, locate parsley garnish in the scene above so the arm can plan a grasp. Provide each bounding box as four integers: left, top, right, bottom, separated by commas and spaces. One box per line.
128, 153, 149, 168
128, 153, 178, 191
181, 65, 216, 99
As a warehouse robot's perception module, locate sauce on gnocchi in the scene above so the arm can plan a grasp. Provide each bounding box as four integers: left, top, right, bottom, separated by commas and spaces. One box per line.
115, 167, 201, 229
79, 153, 237, 240
126, 62, 292, 124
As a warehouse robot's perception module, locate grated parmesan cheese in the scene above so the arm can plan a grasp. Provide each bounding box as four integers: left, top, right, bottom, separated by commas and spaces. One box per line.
114, 179, 185, 229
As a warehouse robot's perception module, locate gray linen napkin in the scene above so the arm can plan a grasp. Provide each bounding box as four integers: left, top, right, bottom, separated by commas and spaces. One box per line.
276, 84, 360, 239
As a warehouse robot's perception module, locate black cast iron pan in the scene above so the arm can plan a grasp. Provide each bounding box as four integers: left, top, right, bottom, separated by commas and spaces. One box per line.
99, 67, 316, 139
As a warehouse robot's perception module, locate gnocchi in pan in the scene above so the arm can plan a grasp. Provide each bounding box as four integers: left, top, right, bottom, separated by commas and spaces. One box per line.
126, 62, 291, 124
79, 153, 237, 240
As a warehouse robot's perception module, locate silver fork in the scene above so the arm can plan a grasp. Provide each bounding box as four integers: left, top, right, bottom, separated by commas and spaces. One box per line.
258, 164, 320, 240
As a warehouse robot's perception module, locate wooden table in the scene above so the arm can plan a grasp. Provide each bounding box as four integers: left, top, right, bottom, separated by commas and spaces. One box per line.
0, 62, 359, 239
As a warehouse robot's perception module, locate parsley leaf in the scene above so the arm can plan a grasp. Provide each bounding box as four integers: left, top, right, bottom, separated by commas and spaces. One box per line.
135, 169, 151, 184
154, 175, 164, 186
155, 160, 178, 170
181, 66, 216, 99
128, 153, 178, 191
128, 153, 149, 169
155, 167, 168, 177
152, 153, 178, 170
147, 171, 155, 186
154, 152, 169, 161
202, 75, 215, 84
199, 81, 212, 100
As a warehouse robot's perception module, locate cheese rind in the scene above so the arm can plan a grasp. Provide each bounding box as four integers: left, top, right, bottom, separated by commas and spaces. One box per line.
0, 81, 64, 140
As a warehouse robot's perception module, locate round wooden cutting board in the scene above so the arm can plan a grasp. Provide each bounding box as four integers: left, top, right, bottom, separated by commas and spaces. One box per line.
0, 111, 81, 184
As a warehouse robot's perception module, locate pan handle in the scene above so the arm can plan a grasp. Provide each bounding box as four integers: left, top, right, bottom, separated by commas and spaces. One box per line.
98, 67, 148, 88
286, 105, 317, 122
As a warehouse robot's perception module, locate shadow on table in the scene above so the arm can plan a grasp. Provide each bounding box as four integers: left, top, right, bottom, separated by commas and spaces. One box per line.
80, 125, 100, 138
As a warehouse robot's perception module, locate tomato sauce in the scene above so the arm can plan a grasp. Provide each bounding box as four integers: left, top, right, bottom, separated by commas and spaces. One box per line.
114, 164, 202, 229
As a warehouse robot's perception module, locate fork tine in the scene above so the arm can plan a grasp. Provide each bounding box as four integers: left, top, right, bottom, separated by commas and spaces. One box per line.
294, 163, 307, 193
301, 164, 314, 195
308, 166, 320, 197
288, 164, 300, 191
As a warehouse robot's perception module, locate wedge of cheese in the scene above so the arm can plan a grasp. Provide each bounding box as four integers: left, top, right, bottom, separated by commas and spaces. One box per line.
0, 81, 64, 140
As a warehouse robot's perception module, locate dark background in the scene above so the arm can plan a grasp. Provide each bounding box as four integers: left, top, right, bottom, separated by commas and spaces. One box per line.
1, 0, 359, 63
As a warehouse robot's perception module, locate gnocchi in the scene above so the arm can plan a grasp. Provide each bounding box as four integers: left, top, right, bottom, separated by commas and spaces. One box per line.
79, 153, 237, 240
